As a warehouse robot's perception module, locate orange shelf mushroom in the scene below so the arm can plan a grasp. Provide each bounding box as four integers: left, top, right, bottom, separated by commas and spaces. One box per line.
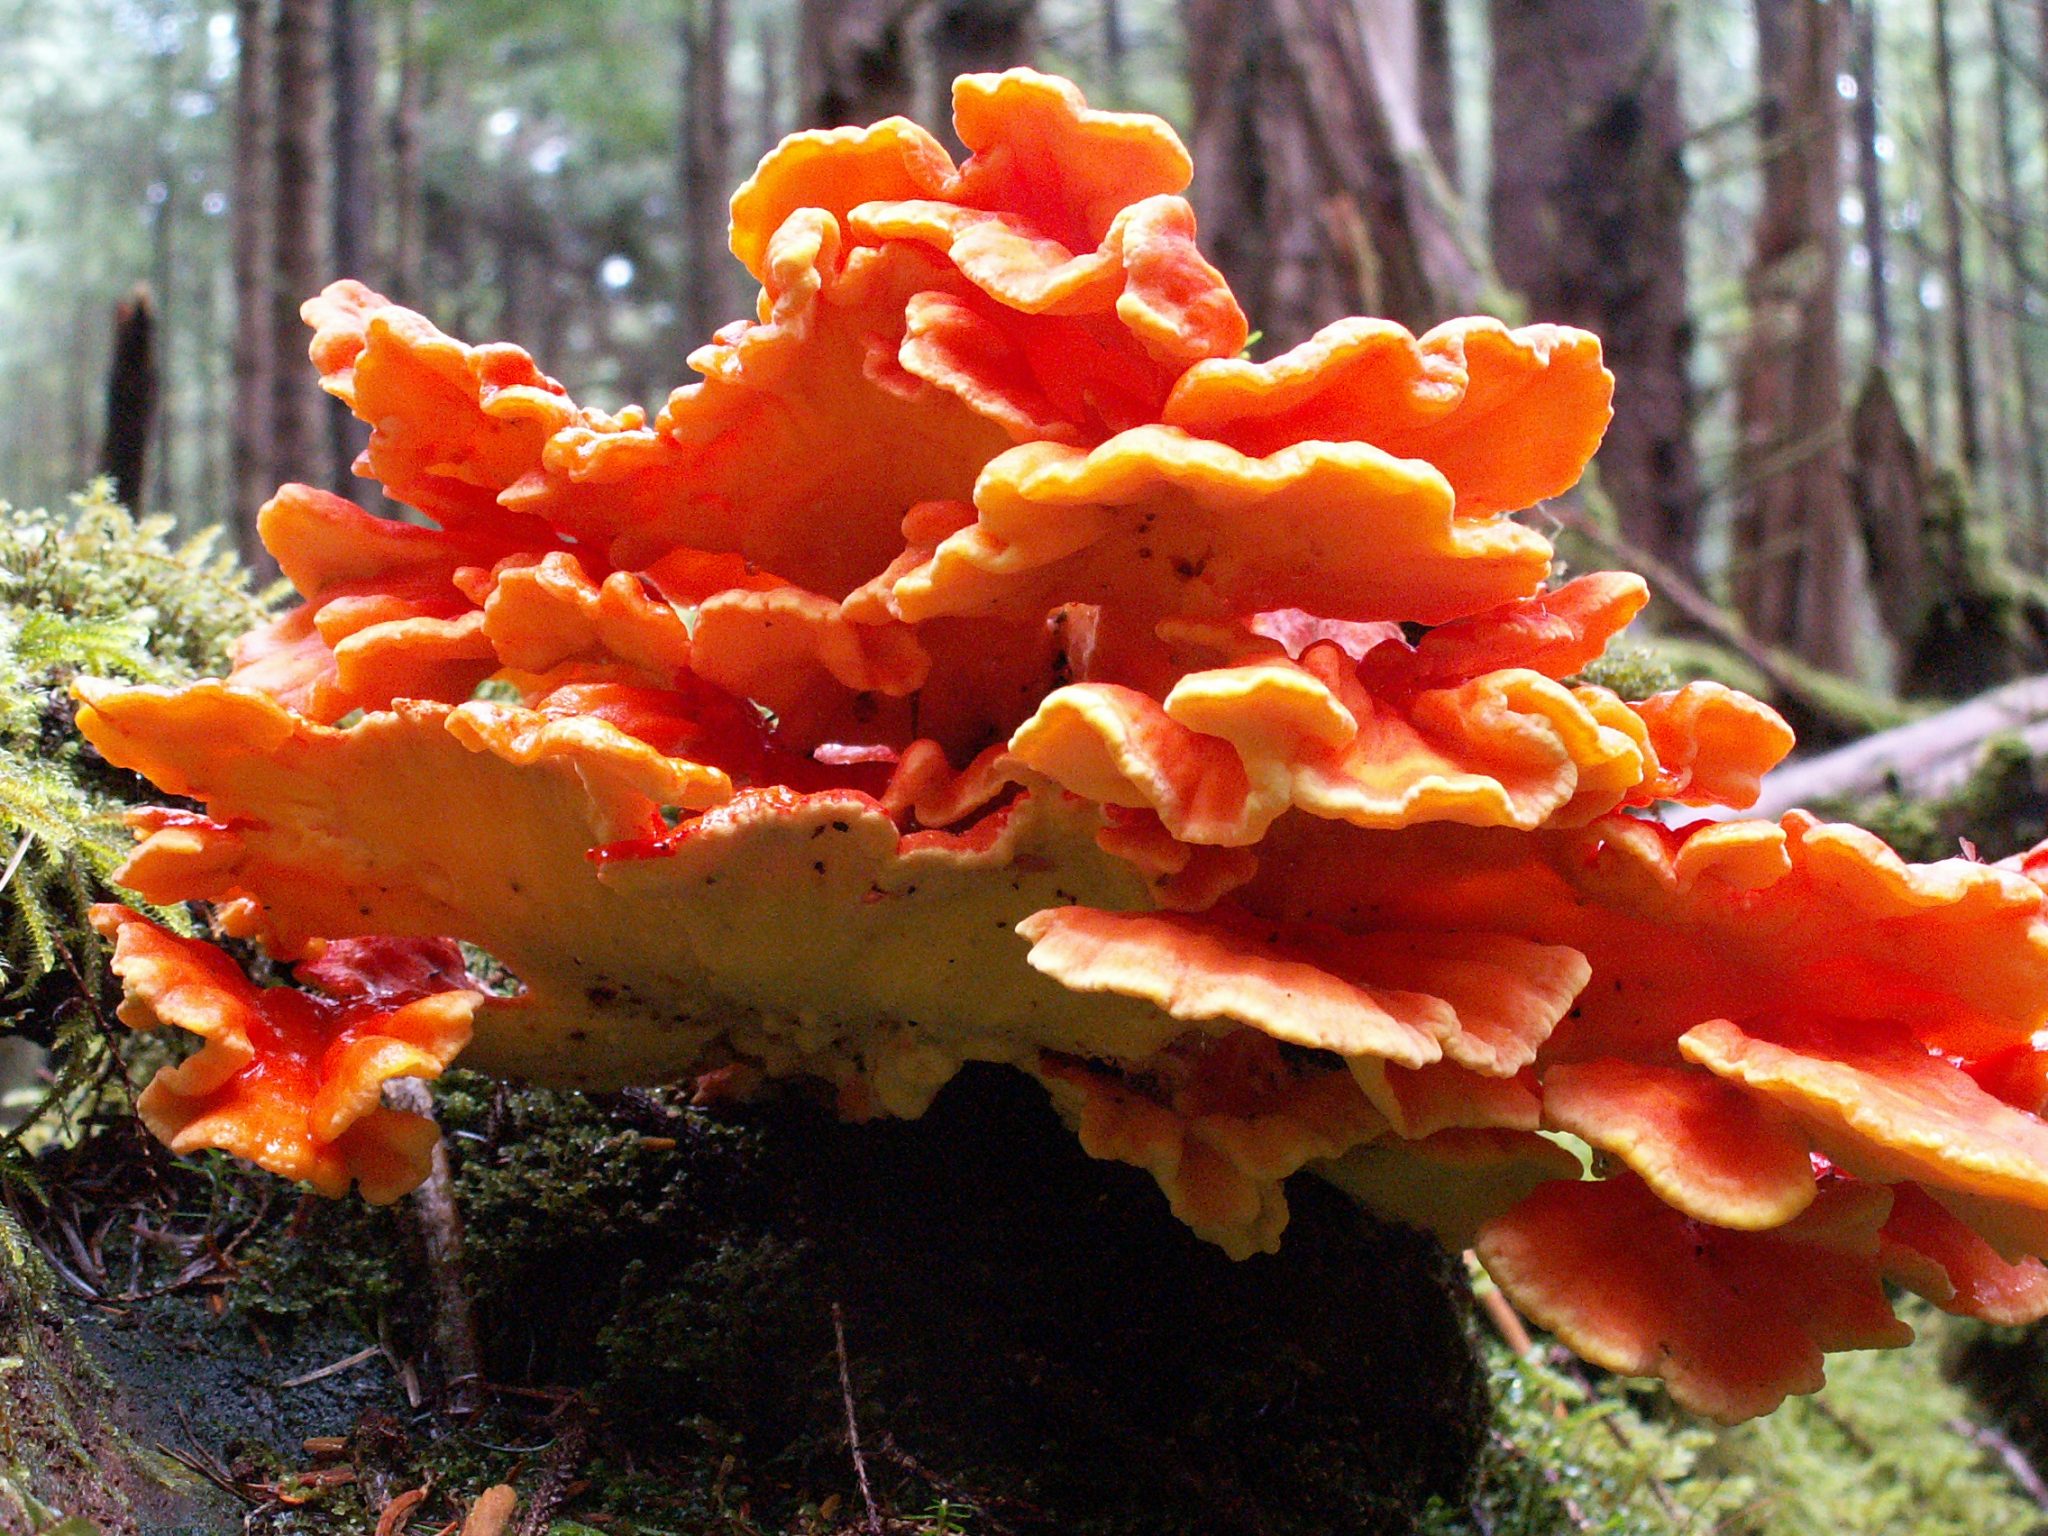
77, 68, 2048, 1423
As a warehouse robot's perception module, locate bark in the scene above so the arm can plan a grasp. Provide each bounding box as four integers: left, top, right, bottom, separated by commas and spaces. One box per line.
1730, 0, 1863, 675
1417, 0, 1459, 196
756, 7, 783, 161
330, 0, 378, 497
1931, 0, 1982, 478
1102, 0, 1129, 102
681, 0, 734, 350
798, 0, 922, 128
1988, 0, 2048, 557
1489, 0, 1703, 579
1185, 0, 1485, 349
928, 0, 1037, 149
1743, 672, 2048, 820
271, 0, 333, 491
390, 0, 426, 305
1850, 0, 1892, 362
231, 0, 276, 569
96, 288, 157, 516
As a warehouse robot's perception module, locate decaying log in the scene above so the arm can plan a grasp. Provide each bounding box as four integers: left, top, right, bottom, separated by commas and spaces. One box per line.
1737, 673, 2048, 821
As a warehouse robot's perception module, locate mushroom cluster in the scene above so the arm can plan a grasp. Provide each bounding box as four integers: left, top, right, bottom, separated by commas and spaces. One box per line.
80, 71, 2048, 1421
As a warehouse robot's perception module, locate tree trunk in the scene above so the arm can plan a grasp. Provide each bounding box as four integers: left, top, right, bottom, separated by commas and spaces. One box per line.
1731, 0, 1863, 676
96, 288, 157, 515
1102, 0, 1129, 103
1185, 0, 1485, 350
390, 0, 426, 306
681, 0, 734, 350
1489, 0, 1702, 580
1417, 0, 1458, 196
329, 0, 378, 498
756, 7, 783, 162
271, 0, 332, 491
1931, 0, 1981, 479
928, 0, 1037, 150
1988, 0, 2047, 560
798, 0, 921, 128
231, 0, 276, 569
1850, 0, 1892, 363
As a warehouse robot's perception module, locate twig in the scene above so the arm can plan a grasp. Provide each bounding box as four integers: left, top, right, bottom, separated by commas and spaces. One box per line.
278, 1343, 385, 1389
1950, 1416, 2048, 1512
833, 1302, 885, 1536
876, 1431, 1027, 1536
386, 1078, 483, 1418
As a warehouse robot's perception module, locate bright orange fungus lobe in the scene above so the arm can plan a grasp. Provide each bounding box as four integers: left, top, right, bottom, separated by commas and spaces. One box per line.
74, 68, 2048, 1421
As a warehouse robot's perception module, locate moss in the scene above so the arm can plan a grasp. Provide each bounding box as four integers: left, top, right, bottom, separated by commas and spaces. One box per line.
1424, 1303, 2048, 1536
1815, 734, 2048, 864
1566, 644, 1680, 701
432, 1067, 1490, 1533
0, 482, 272, 1029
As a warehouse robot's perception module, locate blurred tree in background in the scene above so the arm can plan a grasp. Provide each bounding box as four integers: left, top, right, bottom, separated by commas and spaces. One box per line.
8, 0, 2048, 703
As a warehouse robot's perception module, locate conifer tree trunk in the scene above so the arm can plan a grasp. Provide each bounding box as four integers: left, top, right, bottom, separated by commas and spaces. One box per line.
1102, 0, 1129, 102
757, 9, 783, 161
1850, 0, 1892, 363
681, 0, 733, 349
390, 0, 426, 305
1988, 0, 2047, 558
271, 0, 332, 491
232, 0, 276, 567
1185, 0, 1483, 348
1489, 0, 1702, 579
1417, 0, 1458, 196
1731, 0, 1863, 675
1931, 0, 1981, 478
798, 0, 921, 128
929, 0, 1037, 148
329, 0, 377, 497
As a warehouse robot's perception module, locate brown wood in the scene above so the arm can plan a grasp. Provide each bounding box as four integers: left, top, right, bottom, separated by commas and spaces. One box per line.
1931, 0, 1982, 477
390, 0, 426, 305
1417, 0, 1458, 195
232, 0, 277, 570
681, 0, 734, 348
1185, 0, 1484, 349
798, 0, 922, 129
1730, 0, 1863, 675
329, 0, 379, 497
1987, 0, 2047, 559
1489, 0, 1703, 581
96, 287, 157, 515
928, 0, 1037, 148
1850, 0, 1892, 363
271, 0, 333, 491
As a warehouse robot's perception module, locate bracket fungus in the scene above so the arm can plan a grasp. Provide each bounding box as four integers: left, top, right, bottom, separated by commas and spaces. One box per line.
75, 69, 2048, 1424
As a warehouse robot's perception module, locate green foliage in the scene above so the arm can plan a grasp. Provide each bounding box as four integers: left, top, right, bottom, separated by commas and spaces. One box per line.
0, 481, 268, 1016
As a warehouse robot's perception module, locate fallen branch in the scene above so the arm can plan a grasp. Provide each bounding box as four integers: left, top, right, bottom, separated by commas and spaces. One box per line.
386, 1078, 483, 1418
1735, 673, 2048, 820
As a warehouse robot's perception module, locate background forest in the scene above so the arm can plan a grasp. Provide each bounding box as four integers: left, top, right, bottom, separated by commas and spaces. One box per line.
6, 0, 2048, 717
